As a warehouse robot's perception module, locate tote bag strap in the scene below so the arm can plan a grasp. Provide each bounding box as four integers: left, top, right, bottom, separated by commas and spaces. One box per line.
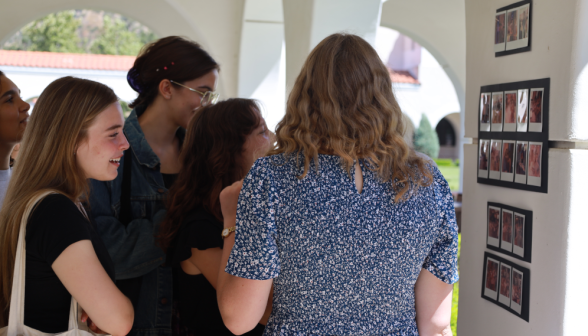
6, 191, 87, 335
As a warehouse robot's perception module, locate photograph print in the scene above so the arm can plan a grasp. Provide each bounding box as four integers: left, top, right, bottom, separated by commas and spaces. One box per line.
491, 92, 504, 132
479, 139, 490, 178
515, 141, 528, 184
527, 141, 542, 187
518, 4, 530, 43
488, 206, 501, 247
513, 213, 525, 258
511, 268, 523, 314
505, 8, 519, 51
484, 257, 500, 300
501, 140, 515, 182
499, 264, 512, 306
503, 91, 517, 132
480, 92, 491, 132
529, 88, 544, 132
494, 11, 507, 52
489, 140, 502, 180
501, 209, 514, 252
517, 89, 529, 132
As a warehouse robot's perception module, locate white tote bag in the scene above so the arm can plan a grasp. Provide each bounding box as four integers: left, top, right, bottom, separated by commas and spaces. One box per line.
0, 191, 103, 336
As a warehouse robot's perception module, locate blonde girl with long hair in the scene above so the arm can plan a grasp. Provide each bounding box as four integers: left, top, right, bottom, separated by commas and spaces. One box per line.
216, 34, 459, 335
0, 77, 133, 335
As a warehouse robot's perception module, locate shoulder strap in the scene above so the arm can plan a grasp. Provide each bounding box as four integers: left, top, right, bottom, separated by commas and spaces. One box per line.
119, 150, 133, 226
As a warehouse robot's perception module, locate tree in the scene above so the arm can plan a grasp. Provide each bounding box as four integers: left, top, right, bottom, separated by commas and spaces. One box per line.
7, 11, 83, 53
413, 114, 440, 159
89, 16, 144, 56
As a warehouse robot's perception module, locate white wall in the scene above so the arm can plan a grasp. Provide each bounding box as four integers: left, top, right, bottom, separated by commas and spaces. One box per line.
0, 66, 137, 104
460, 1, 588, 335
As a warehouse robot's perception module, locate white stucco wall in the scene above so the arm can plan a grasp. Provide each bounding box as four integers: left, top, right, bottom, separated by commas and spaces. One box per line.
460, 1, 588, 335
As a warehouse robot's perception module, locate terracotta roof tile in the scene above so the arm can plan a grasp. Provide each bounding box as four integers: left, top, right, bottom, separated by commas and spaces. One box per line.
0, 50, 135, 71
388, 68, 420, 85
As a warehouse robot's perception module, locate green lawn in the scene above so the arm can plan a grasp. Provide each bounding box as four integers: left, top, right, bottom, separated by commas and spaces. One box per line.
450, 233, 461, 335
437, 165, 460, 191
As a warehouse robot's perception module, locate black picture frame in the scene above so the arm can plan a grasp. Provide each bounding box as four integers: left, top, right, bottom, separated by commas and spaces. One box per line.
495, 0, 532, 57
481, 252, 530, 321
486, 202, 533, 262
477, 78, 549, 193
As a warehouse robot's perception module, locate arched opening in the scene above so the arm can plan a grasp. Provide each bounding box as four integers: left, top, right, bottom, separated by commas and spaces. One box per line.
436, 116, 458, 159
0, 9, 158, 106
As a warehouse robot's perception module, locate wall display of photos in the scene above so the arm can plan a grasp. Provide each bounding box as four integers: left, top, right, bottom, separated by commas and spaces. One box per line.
486, 202, 532, 262
477, 78, 549, 193
482, 252, 530, 321
495, 0, 531, 57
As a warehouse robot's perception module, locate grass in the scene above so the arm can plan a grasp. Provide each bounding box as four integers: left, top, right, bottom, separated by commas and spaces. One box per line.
437, 165, 460, 191
450, 233, 461, 335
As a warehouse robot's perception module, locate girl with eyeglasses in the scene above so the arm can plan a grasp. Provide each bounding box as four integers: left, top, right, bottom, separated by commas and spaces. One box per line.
88, 36, 219, 336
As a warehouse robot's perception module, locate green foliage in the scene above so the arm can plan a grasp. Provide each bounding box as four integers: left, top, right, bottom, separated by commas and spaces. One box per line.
90, 16, 143, 55
413, 114, 440, 159
433, 158, 457, 167
7, 11, 83, 53
451, 233, 461, 335
2, 10, 157, 56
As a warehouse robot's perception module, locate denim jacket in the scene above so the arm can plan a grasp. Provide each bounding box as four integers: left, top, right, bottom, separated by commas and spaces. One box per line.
89, 106, 183, 336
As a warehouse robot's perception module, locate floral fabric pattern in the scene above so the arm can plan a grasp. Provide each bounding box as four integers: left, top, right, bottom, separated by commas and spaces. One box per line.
226, 154, 459, 335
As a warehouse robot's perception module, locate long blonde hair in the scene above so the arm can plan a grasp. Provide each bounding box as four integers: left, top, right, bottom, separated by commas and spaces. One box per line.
0, 77, 118, 324
271, 33, 432, 201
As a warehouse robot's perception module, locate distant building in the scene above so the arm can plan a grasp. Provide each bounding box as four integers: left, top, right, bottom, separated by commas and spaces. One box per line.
0, 50, 137, 111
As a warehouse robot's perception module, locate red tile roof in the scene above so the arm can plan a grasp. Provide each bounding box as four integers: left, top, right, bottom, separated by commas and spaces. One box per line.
388, 68, 420, 85
0, 50, 135, 71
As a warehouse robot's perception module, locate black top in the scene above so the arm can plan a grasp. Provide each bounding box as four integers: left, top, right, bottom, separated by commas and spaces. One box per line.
161, 173, 178, 190
167, 206, 264, 336
24, 194, 115, 333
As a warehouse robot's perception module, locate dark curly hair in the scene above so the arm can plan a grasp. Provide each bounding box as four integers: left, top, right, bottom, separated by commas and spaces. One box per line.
127, 36, 219, 112
158, 98, 262, 252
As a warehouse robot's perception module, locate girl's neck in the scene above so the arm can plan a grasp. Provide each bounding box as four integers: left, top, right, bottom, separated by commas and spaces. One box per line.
0, 143, 14, 170
138, 101, 179, 148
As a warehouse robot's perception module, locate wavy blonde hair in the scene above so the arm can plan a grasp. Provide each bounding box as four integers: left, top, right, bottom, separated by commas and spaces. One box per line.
271, 33, 432, 201
0, 77, 118, 325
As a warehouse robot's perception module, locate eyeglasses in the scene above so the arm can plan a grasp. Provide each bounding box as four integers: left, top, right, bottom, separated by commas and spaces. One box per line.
170, 80, 219, 106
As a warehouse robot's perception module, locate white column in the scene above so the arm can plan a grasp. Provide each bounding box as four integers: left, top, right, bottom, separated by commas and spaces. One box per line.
282, 0, 384, 92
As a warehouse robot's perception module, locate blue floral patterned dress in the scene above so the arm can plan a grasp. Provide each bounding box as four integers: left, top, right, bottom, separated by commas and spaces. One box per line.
225, 154, 459, 335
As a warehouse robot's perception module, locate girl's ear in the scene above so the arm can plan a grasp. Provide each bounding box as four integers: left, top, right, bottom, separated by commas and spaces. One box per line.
159, 80, 173, 100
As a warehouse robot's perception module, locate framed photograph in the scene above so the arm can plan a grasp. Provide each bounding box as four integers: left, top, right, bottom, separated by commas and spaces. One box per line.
511, 268, 523, 314
491, 92, 504, 132
496, 1, 532, 57
477, 77, 549, 193
487, 205, 501, 247
499, 264, 512, 306
479, 139, 490, 178
484, 257, 500, 300
480, 92, 491, 132
514, 141, 528, 184
529, 88, 544, 132
489, 140, 502, 180
494, 11, 507, 52
501, 209, 514, 252
487, 202, 533, 263
527, 141, 542, 186
501, 140, 515, 182
517, 89, 529, 132
513, 212, 525, 257
481, 252, 530, 321
503, 91, 517, 131
505, 9, 519, 50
